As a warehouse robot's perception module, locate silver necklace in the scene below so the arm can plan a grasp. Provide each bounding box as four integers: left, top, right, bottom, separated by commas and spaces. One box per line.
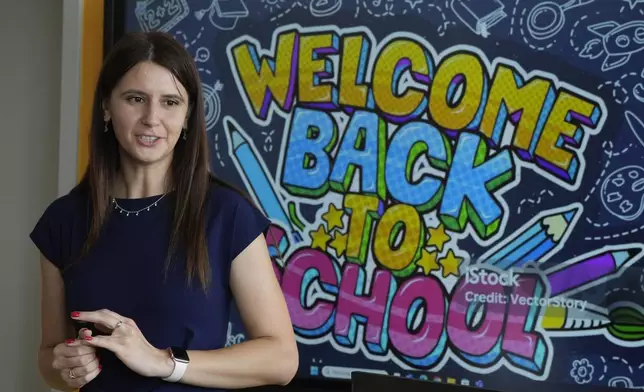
111, 193, 167, 216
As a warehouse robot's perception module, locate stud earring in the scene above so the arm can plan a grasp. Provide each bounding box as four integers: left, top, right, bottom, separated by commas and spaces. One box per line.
182, 129, 187, 140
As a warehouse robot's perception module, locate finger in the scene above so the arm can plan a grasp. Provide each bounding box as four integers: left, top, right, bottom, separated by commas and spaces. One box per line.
70, 355, 100, 377
63, 352, 97, 369
52, 340, 94, 361
53, 339, 80, 358
98, 309, 135, 328
99, 309, 137, 329
98, 308, 127, 322
78, 328, 93, 339
71, 310, 121, 330
60, 369, 78, 387
65, 338, 95, 355
52, 351, 96, 370
64, 364, 102, 389
94, 322, 113, 334
81, 335, 120, 353
79, 365, 102, 387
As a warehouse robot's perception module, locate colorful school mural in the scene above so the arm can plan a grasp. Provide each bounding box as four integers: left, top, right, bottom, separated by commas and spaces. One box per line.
125, 0, 644, 389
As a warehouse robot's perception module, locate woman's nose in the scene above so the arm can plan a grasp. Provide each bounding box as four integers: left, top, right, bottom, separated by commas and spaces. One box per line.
141, 103, 161, 126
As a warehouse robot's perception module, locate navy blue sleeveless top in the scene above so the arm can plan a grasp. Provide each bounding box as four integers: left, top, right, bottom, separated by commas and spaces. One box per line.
30, 181, 270, 391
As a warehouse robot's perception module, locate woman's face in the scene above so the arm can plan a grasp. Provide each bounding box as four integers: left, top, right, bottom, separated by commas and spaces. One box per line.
105, 61, 190, 167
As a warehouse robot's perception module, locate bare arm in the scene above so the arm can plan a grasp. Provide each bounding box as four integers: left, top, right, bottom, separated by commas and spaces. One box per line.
38, 255, 76, 391
75, 234, 299, 388
173, 233, 299, 388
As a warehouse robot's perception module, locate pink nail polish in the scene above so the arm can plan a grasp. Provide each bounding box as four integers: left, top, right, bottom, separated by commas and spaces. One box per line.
71, 311, 80, 318
84, 336, 92, 341
65, 339, 75, 344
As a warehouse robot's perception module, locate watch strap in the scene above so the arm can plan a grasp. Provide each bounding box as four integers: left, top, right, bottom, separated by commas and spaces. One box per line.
161, 347, 189, 382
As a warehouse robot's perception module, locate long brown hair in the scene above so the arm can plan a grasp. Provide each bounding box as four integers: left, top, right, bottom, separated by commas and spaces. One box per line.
79, 31, 212, 290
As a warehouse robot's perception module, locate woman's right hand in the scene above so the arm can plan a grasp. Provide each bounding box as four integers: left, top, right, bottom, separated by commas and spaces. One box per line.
51, 328, 101, 389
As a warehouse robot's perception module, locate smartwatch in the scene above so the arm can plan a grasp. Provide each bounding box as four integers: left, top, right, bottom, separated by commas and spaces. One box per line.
162, 346, 190, 382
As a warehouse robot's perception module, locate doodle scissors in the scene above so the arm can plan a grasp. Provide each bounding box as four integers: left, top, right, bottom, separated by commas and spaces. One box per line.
527, 0, 595, 41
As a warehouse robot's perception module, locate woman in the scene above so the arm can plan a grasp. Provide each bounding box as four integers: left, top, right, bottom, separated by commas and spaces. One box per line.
30, 31, 298, 391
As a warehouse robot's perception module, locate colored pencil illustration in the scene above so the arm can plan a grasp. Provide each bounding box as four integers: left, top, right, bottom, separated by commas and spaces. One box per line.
480, 204, 581, 269
545, 244, 644, 297
224, 116, 302, 243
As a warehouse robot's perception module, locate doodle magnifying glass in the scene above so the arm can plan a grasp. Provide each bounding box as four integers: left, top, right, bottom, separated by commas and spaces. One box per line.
527, 0, 595, 41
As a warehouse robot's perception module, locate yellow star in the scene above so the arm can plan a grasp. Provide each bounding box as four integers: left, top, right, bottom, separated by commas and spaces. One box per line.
416, 249, 440, 275
309, 224, 331, 251
439, 249, 463, 278
427, 224, 451, 252
328, 231, 348, 257
322, 203, 345, 231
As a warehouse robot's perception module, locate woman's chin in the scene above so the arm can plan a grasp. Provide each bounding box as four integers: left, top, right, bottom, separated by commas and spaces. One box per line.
122, 148, 172, 167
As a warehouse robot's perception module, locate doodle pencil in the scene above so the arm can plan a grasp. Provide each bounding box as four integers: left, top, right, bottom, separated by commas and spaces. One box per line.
480, 204, 581, 269
545, 244, 644, 297
224, 116, 302, 242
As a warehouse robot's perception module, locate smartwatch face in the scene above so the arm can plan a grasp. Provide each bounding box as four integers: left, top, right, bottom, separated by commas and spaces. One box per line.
171, 347, 190, 362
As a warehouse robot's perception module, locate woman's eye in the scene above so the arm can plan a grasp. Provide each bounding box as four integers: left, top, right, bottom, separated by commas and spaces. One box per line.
165, 100, 179, 106
127, 96, 144, 103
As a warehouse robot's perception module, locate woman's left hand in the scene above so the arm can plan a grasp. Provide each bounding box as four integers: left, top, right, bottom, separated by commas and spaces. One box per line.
71, 309, 173, 379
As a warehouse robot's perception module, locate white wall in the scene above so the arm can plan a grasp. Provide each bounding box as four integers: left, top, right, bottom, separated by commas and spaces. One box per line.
0, 0, 81, 390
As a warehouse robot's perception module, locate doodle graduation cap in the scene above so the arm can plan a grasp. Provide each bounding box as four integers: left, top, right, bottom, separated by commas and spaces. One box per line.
195, 0, 249, 31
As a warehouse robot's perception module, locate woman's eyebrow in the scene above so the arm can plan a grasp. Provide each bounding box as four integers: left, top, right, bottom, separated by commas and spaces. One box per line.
120, 89, 186, 102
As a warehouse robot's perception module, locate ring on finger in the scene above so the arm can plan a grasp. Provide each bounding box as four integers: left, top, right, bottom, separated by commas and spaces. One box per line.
114, 320, 124, 329
69, 369, 77, 379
